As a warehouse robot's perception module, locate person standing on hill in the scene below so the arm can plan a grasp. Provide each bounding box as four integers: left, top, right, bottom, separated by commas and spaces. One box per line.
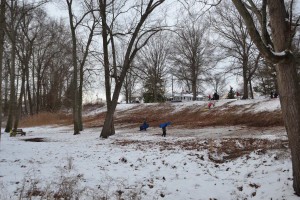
162, 126, 166, 137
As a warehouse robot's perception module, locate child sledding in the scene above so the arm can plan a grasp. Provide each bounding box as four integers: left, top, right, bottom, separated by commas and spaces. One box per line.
159, 122, 171, 137
139, 120, 149, 131
138, 121, 171, 137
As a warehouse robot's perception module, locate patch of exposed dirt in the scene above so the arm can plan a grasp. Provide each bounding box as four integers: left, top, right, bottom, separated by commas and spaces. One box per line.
114, 137, 289, 163
23, 138, 46, 142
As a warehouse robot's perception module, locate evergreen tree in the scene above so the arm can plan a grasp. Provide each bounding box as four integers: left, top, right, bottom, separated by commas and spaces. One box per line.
142, 77, 165, 103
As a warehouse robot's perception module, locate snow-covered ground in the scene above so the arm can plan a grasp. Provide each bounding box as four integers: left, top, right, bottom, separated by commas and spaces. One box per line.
0, 98, 298, 200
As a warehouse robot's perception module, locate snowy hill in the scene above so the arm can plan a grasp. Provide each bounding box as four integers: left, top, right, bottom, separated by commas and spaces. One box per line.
83, 97, 283, 129
1, 97, 298, 200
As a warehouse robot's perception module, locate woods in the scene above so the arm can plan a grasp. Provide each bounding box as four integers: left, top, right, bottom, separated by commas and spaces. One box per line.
0, 0, 300, 196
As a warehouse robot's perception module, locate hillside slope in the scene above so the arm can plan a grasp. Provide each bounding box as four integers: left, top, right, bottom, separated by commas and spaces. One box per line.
83, 98, 283, 129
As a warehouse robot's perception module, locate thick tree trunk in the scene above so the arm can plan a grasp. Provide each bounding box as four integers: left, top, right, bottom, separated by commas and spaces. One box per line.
99, 1, 115, 137
242, 57, 249, 99
242, 79, 248, 99
5, 41, 16, 132
101, 81, 122, 138
276, 60, 300, 194
192, 79, 197, 101
267, 0, 300, 195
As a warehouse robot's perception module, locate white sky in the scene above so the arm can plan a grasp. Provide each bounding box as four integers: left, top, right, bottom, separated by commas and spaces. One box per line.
41, 1, 300, 102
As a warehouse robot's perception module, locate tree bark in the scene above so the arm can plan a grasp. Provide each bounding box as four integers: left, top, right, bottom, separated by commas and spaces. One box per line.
267, 0, 300, 194
13, 68, 26, 130
0, 0, 5, 137
5, 39, 17, 132
232, 0, 300, 195
66, 0, 80, 135
99, 0, 114, 138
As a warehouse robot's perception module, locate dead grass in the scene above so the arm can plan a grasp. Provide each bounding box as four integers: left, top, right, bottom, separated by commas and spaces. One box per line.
113, 104, 284, 129
20, 112, 72, 127
19, 102, 284, 129
114, 137, 289, 163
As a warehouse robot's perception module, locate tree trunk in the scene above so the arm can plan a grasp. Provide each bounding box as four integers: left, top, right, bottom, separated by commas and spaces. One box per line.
276, 60, 300, 194
242, 79, 248, 99
0, 0, 5, 137
242, 56, 249, 99
13, 68, 26, 130
99, 1, 115, 137
101, 81, 122, 138
192, 79, 197, 101
67, 1, 80, 135
5, 41, 16, 132
267, 0, 300, 195
36, 74, 41, 114
249, 79, 254, 99
4, 64, 9, 116
25, 62, 33, 115
78, 65, 83, 131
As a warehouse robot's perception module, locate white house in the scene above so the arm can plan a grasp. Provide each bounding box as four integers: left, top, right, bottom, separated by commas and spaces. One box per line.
172, 93, 204, 102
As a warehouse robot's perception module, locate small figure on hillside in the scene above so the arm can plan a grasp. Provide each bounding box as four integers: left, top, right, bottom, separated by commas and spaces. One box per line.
236, 92, 240, 99
208, 101, 214, 109
274, 92, 278, 98
212, 92, 219, 100
227, 87, 235, 99
140, 120, 149, 131
270, 91, 274, 99
208, 94, 211, 100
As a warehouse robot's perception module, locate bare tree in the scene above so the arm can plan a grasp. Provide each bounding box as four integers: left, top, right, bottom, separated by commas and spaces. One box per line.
212, 1, 260, 99
136, 33, 169, 103
207, 73, 227, 95
4, 0, 25, 132
65, 0, 98, 134
170, 16, 214, 100
4, 0, 48, 132
99, 0, 166, 138
122, 66, 141, 103
231, 0, 300, 194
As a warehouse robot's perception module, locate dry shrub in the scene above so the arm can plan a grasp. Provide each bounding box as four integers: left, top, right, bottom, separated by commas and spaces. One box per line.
20, 112, 72, 127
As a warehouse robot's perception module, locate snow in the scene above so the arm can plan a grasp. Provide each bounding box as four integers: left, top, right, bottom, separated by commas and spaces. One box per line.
0, 98, 297, 200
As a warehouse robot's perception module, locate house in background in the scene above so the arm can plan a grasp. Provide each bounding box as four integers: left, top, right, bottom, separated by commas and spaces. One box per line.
171, 93, 204, 102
